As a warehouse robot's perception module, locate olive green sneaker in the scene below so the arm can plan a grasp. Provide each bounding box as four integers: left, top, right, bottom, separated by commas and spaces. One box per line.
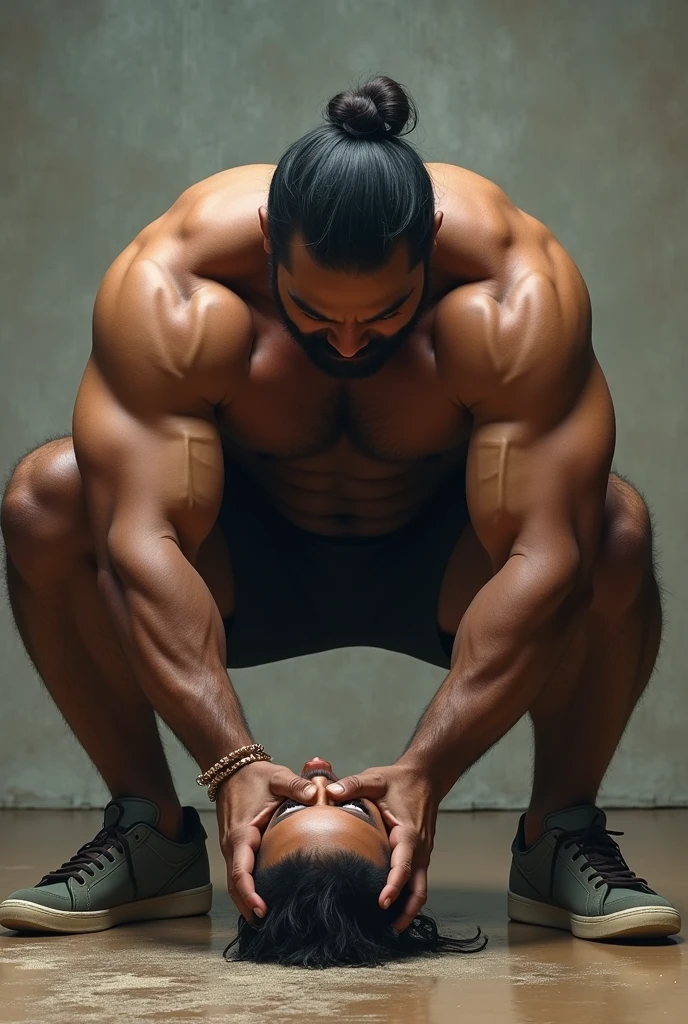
508, 804, 681, 940
0, 797, 212, 934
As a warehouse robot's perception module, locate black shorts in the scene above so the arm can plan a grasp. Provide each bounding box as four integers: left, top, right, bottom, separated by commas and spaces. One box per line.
217, 456, 471, 670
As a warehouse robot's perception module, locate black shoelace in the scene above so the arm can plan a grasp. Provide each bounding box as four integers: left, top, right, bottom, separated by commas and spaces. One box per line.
549, 814, 648, 900
37, 803, 138, 898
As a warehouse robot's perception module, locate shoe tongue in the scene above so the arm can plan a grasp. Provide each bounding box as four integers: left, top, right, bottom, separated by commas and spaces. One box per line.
103, 797, 160, 830
544, 804, 607, 833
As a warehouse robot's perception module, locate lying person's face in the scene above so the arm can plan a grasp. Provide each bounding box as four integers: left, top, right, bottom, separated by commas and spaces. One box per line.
229, 757, 486, 966
259, 758, 390, 869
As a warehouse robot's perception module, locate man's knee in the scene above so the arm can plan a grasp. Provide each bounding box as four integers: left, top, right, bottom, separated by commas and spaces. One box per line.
595, 474, 656, 609
1, 437, 88, 577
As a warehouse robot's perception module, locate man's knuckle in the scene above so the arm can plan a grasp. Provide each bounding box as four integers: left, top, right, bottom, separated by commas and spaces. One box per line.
228, 825, 250, 847
230, 864, 246, 885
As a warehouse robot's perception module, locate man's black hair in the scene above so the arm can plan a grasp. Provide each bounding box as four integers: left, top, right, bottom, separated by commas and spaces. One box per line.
266, 74, 436, 274
223, 851, 487, 969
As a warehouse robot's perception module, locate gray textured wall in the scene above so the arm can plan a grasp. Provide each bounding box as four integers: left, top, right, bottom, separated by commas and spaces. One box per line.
1, 0, 686, 809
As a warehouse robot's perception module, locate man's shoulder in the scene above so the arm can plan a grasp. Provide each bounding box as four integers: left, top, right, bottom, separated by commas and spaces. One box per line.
90, 164, 276, 411
434, 228, 591, 411
113, 163, 274, 278
430, 163, 517, 279
165, 164, 275, 248
93, 245, 253, 411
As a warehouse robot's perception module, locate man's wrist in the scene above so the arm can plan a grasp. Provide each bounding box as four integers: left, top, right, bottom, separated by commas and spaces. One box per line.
396, 747, 456, 802
196, 730, 255, 774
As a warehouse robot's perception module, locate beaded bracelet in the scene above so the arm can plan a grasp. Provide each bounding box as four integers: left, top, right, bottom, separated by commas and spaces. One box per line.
207, 752, 273, 802
196, 743, 268, 787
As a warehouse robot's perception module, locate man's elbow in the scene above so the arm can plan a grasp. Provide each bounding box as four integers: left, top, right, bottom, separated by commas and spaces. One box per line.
518, 545, 591, 628
104, 526, 158, 588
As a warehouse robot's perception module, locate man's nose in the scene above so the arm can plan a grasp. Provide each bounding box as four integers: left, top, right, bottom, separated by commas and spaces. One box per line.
327, 326, 370, 358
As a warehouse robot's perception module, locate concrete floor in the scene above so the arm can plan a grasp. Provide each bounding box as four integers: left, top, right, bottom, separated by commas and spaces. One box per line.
0, 809, 685, 1023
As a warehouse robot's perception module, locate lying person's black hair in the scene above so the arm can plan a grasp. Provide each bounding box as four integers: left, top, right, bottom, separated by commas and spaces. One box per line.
223, 851, 487, 969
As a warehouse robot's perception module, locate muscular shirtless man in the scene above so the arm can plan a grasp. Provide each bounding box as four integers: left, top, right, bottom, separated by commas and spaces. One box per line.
0, 75, 680, 947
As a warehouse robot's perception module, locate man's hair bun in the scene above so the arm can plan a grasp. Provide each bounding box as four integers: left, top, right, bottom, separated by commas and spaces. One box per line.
325, 74, 417, 140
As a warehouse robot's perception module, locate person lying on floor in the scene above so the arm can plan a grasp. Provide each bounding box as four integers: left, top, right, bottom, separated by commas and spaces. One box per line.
223, 757, 486, 968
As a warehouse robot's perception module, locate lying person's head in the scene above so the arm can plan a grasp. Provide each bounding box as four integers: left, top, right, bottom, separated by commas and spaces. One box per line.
223, 758, 486, 968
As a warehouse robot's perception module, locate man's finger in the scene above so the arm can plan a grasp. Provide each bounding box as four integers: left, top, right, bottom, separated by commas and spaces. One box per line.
229, 868, 267, 921
378, 835, 414, 909
227, 875, 256, 923
392, 865, 428, 933
228, 839, 267, 921
249, 799, 282, 831
326, 771, 387, 801
269, 768, 319, 804
380, 806, 402, 830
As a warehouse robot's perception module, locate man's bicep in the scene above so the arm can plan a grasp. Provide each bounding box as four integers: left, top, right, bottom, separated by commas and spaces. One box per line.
466, 357, 615, 580
73, 357, 224, 567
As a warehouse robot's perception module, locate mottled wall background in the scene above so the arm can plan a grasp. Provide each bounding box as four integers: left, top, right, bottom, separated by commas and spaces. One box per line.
1, 0, 686, 809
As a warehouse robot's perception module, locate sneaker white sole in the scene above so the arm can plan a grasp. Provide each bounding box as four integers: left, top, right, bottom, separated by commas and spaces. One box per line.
0, 883, 213, 935
507, 890, 681, 940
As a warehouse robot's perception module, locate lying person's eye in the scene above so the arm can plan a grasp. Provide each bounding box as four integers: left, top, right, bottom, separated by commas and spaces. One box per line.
277, 799, 305, 817
339, 800, 370, 818
275, 798, 371, 819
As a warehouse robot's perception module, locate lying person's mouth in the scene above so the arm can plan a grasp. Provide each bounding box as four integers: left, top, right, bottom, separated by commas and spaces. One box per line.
302, 757, 334, 774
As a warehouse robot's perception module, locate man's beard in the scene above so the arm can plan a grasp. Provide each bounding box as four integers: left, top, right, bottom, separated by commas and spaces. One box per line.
268, 254, 432, 380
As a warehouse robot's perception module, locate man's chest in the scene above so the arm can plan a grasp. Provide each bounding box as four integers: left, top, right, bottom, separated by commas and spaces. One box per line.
219, 307, 471, 465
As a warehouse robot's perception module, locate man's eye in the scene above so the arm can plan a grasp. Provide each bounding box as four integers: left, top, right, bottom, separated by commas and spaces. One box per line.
302, 312, 399, 323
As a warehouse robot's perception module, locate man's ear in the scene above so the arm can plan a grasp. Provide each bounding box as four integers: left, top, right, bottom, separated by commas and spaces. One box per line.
258, 206, 272, 254
432, 210, 443, 244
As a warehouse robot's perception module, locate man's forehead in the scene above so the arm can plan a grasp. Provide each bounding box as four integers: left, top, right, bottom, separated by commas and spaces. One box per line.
277, 253, 421, 314
287, 286, 416, 324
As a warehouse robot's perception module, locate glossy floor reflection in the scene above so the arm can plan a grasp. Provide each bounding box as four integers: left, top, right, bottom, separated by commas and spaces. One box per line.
0, 809, 684, 1022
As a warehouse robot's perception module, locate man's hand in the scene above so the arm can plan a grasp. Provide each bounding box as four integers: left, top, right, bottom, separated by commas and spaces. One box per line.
215, 760, 318, 921
326, 763, 439, 932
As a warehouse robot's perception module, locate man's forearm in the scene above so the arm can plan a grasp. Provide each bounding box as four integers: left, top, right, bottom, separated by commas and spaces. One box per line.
399, 552, 586, 799
100, 535, 252, 770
